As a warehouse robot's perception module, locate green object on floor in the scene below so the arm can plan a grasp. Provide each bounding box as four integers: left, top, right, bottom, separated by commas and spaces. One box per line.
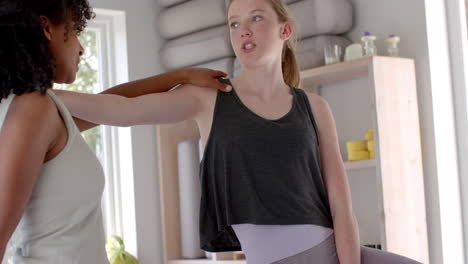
106, 235, 139, 264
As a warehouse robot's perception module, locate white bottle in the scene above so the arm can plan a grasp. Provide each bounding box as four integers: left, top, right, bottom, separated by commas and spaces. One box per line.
344, 43, 364, 61
386, 34, 400, 57
361, 32, 377, 56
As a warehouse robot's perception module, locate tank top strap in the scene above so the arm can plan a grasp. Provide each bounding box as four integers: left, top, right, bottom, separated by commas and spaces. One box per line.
293, 88, 321, 146
0, 92, 16, 132
45, 89, 77, 152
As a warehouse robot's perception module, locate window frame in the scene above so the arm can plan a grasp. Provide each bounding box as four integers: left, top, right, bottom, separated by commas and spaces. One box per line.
446, 0, 468, 262
86, 9, 138, 255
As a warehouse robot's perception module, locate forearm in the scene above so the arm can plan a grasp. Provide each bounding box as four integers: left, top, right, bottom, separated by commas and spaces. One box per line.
60, 85, 200, 127
333, 211, 360, 264
73, 69, 187, 131
60, 92, 135, 126
101, 69, 188, 97
74, 67, 229, 131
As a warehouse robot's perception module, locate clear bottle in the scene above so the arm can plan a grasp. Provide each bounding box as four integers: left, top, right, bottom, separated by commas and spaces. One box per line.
386, 34, 400, 57
361, 32, 377, 56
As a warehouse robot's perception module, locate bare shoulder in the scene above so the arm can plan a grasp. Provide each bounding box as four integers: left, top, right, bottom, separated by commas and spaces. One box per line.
9, 91, 57, 120
6, 91, 60, 140
303, 92, 339, 145
303, 91, 332, 118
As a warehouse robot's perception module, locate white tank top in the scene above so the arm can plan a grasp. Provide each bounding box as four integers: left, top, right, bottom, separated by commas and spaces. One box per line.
1, 90, 108, 264
231, 224, 334, 264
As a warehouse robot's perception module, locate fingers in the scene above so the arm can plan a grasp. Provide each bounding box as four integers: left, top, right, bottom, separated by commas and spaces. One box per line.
214, 70, 228, 78
199, 69, 231, 91
214, 80, 231, 92
209, 70, 230, 91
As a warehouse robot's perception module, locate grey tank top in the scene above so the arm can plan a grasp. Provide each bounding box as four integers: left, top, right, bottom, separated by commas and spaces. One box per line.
1, 90, 108, 263
199, 81, 333, 252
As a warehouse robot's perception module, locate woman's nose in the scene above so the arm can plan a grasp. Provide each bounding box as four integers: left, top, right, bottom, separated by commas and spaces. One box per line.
241, 29, 252, 38
79, 44, 84, 56
240, 23, 252, 38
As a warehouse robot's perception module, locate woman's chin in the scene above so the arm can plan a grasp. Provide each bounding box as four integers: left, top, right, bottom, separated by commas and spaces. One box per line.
54, 75, 77, 85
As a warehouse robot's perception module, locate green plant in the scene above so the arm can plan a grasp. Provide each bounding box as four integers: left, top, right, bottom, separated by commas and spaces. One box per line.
106, 235, 139, 264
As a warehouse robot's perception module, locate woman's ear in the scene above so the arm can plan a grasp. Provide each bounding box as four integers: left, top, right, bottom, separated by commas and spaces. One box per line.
280, 22, 293, 40
39, 15, 53, 41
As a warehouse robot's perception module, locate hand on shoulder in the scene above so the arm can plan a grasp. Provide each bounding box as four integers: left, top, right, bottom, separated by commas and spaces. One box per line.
180, 68, 230, 92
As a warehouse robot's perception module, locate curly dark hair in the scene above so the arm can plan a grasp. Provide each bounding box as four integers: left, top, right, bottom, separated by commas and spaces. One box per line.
0, 0, 95, 99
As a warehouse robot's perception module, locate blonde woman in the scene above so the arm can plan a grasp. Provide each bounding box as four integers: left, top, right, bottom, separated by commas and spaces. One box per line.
55, 0, 422, 263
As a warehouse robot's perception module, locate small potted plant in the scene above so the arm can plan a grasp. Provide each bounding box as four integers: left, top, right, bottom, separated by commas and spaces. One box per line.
106, 235, 139, 264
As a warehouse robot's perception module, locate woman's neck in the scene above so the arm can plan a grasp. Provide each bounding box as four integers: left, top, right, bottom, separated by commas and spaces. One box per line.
233, 62, 290, 99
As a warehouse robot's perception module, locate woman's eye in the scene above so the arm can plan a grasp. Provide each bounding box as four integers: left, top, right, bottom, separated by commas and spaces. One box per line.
230, 22, 239, 29
253, 15, 263, 22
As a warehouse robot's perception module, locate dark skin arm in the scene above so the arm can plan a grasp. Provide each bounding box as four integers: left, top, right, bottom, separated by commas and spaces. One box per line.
74, 68, 229, 131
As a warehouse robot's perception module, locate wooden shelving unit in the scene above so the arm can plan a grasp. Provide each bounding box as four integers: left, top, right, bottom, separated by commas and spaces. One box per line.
300, 56, 428, 263
156, 56, 429, 264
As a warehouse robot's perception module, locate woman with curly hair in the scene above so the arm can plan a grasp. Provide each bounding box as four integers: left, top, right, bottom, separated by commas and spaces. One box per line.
0, 0, 228, 262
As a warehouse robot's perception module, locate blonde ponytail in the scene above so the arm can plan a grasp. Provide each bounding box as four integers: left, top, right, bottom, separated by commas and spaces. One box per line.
282, 38, 301, 88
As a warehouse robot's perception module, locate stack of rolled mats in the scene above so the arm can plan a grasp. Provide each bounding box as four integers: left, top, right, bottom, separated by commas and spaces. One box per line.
156, 0, 354, 77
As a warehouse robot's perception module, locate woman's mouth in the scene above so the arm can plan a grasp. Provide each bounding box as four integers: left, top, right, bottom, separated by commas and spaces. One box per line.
242, 41, 257, 53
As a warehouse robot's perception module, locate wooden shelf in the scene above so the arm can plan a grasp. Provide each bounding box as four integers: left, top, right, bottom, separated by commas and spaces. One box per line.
300, 56, 416, 88
344, 159, 376, 170
169, 260, 246, 264
301, 56, 371, 87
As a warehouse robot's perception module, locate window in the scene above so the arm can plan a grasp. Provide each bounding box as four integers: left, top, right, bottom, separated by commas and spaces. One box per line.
432, 0, 468, 262
56, 28, 118, 236
58, 8, 136, 253
56, 30, 102, 156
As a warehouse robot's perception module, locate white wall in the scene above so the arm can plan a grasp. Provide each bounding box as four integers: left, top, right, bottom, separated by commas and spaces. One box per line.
345, 0, 465, 263
90, 1, 165, 263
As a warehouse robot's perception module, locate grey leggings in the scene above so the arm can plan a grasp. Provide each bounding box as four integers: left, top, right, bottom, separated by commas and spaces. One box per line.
271, 235, 422, 264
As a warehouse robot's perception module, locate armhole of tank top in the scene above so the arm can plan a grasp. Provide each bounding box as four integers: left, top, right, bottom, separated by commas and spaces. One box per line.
0, 93, 16, 133
200, 89, 222, 162
44, 90, 75, 154
297, 88, 320, 147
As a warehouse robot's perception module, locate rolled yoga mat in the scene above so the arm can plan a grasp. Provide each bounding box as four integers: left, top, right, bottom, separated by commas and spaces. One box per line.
177, 139, 204, 258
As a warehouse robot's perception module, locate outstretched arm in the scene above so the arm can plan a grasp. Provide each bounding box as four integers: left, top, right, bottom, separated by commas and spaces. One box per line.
73, 68, 229, 131
57, 84, 203, 127
306, 92, 361, 264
